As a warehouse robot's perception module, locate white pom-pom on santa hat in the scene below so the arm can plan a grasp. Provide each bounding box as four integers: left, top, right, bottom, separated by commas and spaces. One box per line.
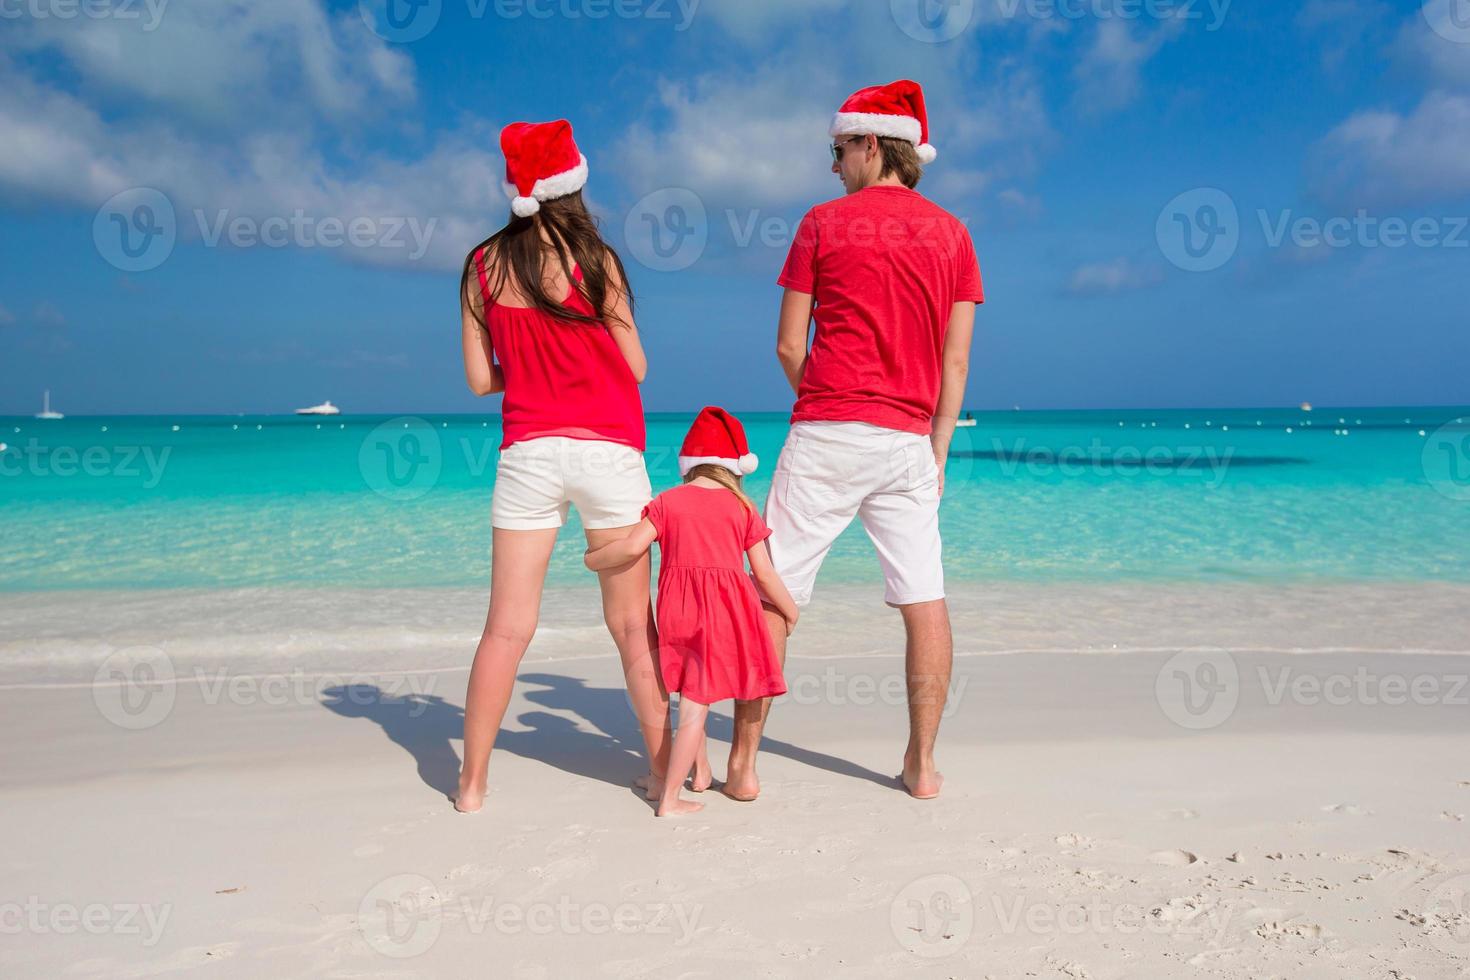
678, 406, 759, 478
500, 119, 589, 217
829, 79, 938, 166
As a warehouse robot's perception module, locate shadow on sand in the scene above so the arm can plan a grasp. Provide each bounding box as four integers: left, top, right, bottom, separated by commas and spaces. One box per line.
320, 672, 895, 801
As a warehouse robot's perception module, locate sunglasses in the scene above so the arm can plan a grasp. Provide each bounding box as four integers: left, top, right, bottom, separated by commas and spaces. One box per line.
830, 135, 867, 162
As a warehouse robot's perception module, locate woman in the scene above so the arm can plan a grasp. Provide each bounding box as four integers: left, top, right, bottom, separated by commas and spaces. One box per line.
455, 119, 670, 812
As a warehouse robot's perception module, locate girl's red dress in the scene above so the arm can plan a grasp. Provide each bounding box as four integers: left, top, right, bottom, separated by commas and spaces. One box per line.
642, 484, 787, 706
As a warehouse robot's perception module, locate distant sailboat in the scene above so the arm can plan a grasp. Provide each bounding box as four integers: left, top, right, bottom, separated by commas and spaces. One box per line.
35, 390, 64, 420
295, 400, 340, 416
1299, 401, 1313, 412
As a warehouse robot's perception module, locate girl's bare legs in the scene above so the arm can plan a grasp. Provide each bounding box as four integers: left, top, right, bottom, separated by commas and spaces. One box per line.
585, 524, 673, 794
456, 527, 559, 813
659, 698, 709, 817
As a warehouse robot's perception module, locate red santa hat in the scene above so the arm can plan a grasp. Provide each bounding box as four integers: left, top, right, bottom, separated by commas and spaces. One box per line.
500, 119, 589, 218
679, 406, 758, 477
829, 79, 937, 165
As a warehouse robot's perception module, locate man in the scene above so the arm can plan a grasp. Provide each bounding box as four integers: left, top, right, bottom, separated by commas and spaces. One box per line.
726, 79, 983, 802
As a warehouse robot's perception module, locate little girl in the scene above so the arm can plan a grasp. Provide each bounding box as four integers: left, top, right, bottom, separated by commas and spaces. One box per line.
585, 407, 799, 817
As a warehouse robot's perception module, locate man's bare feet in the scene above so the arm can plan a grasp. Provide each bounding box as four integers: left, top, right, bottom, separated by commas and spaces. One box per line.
900, 760, 943, 800
454, 783, 485, 813
722, 766, 759, 802
656, 797, 705, 817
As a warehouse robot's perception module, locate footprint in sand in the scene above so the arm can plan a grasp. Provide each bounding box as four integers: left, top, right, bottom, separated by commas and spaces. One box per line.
1150, 849, 1199, 867
1055, 833, 1096, 850
1321, 803, 1371, 816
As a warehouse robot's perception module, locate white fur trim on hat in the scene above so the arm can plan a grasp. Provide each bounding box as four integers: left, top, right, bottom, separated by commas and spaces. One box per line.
829, 111, 922, 145
504, 154, 590, 217
679, 453, 758, 477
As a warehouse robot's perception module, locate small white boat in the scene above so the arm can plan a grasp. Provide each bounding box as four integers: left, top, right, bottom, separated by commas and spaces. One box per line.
1299, 401, 1313, 412
36, 390, 64, 420
955, 412, 977, 428
295, 400, 341, 416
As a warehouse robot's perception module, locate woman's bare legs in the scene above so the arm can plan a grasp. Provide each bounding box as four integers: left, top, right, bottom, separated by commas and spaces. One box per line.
659, 698, 708, 817
456, 526, 559, 813
585, 524, 673, 794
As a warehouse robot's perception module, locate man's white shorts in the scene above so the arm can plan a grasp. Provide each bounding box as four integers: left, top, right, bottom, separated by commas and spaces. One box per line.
491, 436, 652, 531
762, 420, 943, 607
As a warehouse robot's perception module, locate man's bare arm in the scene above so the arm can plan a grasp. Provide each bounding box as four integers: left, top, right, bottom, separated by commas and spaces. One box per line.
931, 301, 976, 497
776, 288, 814, 396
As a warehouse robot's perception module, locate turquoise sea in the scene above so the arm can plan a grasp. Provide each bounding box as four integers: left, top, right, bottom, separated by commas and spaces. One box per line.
2, 408, 1468, 591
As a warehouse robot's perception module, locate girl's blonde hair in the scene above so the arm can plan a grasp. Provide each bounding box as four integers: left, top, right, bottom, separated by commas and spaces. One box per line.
684, 464, 756, 512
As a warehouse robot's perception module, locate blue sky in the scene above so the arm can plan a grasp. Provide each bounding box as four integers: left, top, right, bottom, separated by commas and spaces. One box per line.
1, 0, 1467, 415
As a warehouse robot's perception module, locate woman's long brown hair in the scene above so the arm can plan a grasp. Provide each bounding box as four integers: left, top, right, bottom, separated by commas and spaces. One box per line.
460, 191, 634, 330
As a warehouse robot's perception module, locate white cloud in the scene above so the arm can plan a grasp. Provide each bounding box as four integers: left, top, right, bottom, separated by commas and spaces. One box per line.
1312, 91, 1470, 207
1391, 0, 1470, 91
7, 0, 415, 124
614, 73, 839, 209
1072, 17, 1185, 115
0, 68, 503, 270
1065, 257, 1163, 295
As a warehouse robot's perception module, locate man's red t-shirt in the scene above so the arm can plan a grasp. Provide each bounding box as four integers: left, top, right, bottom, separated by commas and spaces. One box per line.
777, 185, 984, 435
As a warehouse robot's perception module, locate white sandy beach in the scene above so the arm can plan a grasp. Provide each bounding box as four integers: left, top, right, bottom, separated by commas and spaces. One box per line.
2, 583, 1468, 978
